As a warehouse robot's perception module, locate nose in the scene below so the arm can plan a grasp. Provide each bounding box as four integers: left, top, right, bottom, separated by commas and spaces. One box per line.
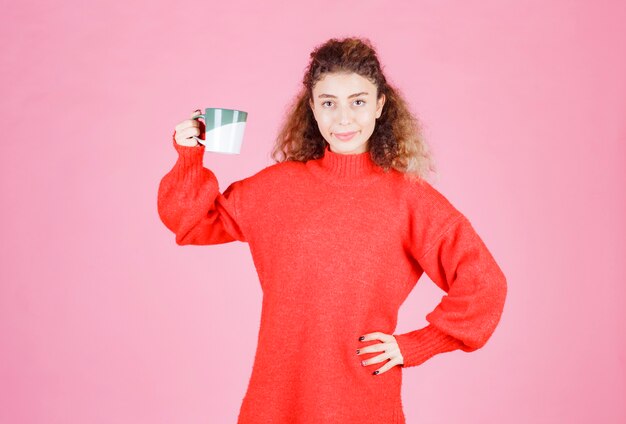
338, 105, 353, 125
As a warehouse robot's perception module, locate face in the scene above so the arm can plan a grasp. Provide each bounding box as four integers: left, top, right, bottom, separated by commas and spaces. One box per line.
309, 72, 385, 155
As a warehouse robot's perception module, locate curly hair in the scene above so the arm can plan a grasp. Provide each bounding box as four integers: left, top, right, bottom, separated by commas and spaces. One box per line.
270, 36, 436, 183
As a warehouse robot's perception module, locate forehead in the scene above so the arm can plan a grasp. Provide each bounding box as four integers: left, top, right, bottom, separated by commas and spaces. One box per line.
313, 72, 376, 95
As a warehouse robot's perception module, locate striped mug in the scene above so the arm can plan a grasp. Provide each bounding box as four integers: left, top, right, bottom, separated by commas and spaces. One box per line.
192, 107, 248, 154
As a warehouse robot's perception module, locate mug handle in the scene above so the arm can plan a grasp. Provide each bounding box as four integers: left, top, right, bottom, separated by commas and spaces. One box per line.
191, 113, 206, 146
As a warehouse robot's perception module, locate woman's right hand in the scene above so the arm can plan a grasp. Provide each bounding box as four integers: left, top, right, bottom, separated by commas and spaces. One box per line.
174, 109, 205, 147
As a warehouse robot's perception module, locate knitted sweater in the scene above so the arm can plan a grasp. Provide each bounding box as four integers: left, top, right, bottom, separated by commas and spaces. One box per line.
157, 134, 507, 423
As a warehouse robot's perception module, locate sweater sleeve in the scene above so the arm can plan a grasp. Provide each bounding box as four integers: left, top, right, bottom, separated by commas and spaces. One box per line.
157, 132, 247, 245
393, 183, 507, 368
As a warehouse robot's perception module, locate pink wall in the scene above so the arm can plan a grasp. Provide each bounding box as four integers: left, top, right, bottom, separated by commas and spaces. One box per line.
2, 1, 625, 423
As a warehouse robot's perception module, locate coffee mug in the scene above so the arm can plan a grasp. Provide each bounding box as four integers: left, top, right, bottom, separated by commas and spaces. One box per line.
192, 107, 248, 154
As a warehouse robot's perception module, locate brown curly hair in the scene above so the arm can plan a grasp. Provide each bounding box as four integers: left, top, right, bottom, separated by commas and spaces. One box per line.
270, 36, 436, 183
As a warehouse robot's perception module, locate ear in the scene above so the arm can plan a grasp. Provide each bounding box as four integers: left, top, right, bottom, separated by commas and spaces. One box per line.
308, 98, 318, 122
376, 93, 386, 119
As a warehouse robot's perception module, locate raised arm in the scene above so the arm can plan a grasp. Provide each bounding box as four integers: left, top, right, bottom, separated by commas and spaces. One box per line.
393, 183, 508, 368
157, 133, 247, 245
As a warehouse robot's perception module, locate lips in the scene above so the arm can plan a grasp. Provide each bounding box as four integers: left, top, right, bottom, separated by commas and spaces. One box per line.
334, 131, 358, 141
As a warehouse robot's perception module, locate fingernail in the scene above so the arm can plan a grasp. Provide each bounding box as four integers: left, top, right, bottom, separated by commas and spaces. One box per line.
356, 349, 360, 354
359, 336, 365, 341
372, 370, 379, 375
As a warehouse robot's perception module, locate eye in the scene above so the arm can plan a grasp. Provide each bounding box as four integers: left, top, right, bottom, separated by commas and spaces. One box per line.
322, 101, 333, 107
354, 99, 366, 106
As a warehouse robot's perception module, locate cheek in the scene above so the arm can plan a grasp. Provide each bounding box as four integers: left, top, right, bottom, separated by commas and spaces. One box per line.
317, 113, 334, 129
356, 110, 377, 126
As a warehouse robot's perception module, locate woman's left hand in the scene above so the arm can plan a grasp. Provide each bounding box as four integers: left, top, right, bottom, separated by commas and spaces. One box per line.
356, 332, 405, 375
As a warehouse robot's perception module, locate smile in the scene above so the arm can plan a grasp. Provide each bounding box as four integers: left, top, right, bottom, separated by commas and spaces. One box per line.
334, 131, 358, 141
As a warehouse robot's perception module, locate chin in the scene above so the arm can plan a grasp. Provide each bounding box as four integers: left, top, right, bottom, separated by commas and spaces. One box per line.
329, 141, 368, 154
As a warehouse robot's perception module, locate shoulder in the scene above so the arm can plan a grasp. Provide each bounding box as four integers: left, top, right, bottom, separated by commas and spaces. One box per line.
240, 159, 306, 188
402, 176, 464, 224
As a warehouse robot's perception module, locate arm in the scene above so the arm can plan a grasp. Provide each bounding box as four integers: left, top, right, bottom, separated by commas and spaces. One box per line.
157, 132, 247, 245
393, 184, 508, 368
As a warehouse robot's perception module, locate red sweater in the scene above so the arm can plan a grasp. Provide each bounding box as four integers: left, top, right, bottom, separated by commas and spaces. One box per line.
157, 134, 507, 423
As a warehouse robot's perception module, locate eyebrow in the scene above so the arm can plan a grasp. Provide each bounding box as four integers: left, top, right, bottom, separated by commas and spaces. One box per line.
317, 92, 369, 99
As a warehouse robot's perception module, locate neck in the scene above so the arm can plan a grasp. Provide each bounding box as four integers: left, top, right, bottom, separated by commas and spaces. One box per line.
305, 145, 386, 186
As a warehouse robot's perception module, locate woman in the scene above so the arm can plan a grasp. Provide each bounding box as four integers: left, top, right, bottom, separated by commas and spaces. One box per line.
158, 36, 507, 424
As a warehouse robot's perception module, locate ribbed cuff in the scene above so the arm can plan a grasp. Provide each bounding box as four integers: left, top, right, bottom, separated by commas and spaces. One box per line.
172, 133, 206, 180
393, 324, 465, 368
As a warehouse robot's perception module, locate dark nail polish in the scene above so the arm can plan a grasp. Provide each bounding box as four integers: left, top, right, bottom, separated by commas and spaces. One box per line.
373, 370, 379, 375
359, 336, 365, 341
356, 349, 360, 354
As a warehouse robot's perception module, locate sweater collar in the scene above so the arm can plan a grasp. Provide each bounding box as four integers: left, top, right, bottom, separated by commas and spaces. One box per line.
320, 145, 379, 177
305, 145, 386, 185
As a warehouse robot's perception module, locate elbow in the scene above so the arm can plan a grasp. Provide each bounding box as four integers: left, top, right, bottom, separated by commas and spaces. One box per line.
175, 229, 194, 246
496, 270, 508, 316
461, 314, 504, 352
466, 272, 508, 352
157, 215, 191, 246
486, 264, 508, 321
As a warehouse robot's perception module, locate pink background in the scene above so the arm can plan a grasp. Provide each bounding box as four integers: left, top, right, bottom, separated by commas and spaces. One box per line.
2, 1, 625, 423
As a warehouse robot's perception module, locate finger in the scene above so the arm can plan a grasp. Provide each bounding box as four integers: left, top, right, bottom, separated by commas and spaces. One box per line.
177, 126, 201, 140
175, 137, 198, 147
361, 351, 392, 367
372, 358, 401, 376
360, 332, 389, 342
175, 110, 202, 131
359, 331, 393, 342
356, 341, 388, 355
175, 119, 201, 132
